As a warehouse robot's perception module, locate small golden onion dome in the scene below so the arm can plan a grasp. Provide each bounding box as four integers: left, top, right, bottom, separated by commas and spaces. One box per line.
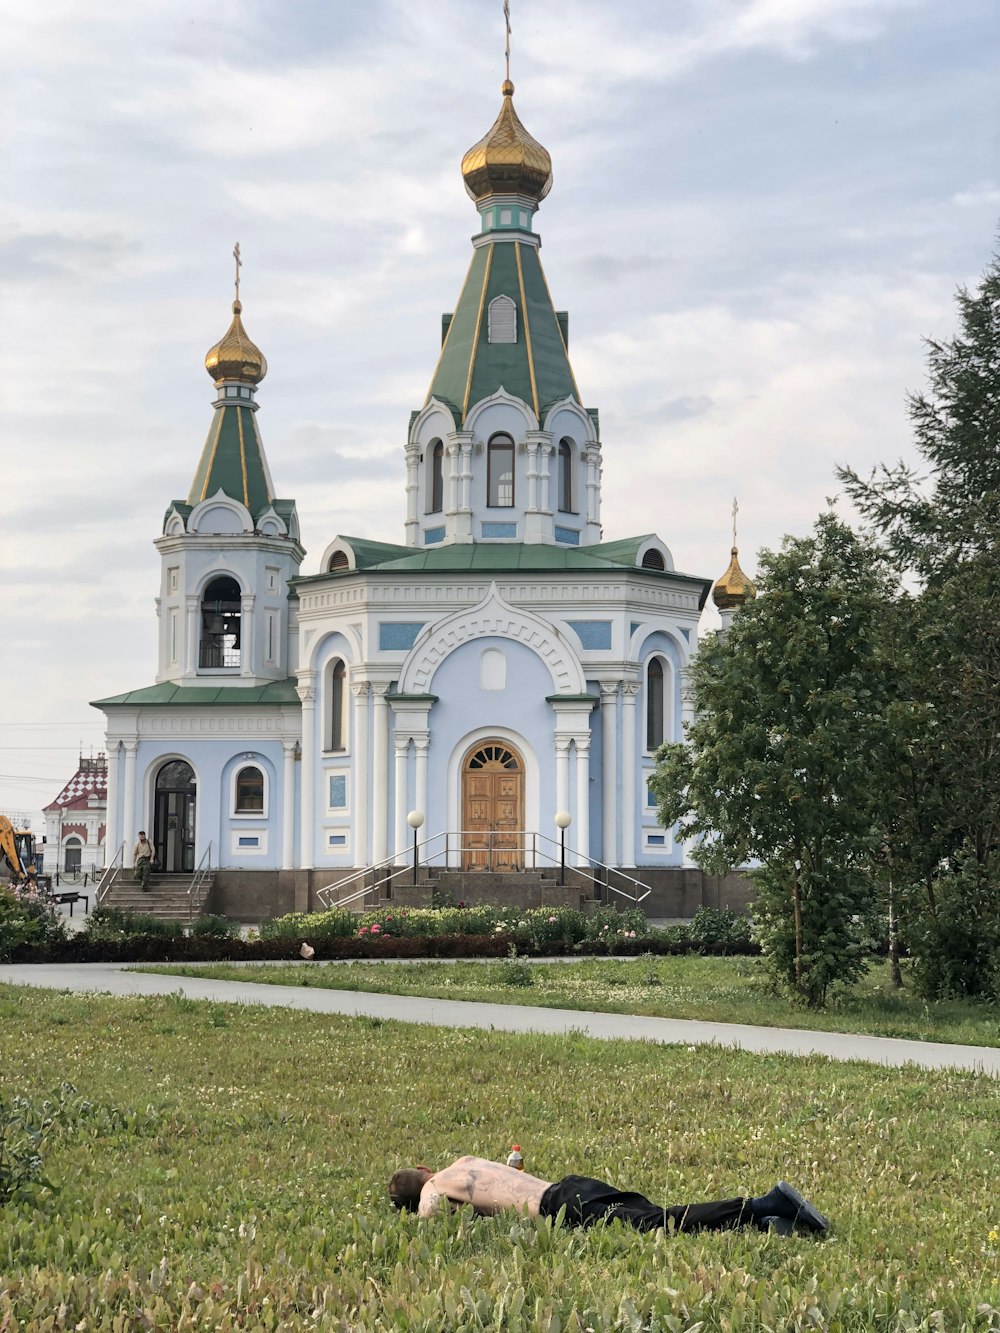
204, 299, 267, 385
461, 80, 553, 204
712, 547, 757, 610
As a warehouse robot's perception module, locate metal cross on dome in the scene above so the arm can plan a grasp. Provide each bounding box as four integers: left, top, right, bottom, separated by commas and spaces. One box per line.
504, 0, 511, 82
732, 496, 739, 547
233, 242, 242, 301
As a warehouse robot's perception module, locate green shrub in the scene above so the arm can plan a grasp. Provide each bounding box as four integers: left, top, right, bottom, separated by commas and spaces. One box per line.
189, 914, 238, 938
910, 848, 1000, 1001
0, 884, 66, 961
82, 908, 184, 940
259, 908, 357, 940
494, 946, 535, 987
688, 906, 753, 950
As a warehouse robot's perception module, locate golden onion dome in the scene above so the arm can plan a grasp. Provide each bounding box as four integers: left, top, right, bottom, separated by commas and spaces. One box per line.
205, 299, 267, 385
461, 80, 553, 204
712, 547, 757, 611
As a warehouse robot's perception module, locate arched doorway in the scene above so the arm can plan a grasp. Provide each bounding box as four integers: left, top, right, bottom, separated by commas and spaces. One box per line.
461, 740, 524, 871
153, 760, 197, 873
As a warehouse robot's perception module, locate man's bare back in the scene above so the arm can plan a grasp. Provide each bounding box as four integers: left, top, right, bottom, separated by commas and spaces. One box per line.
418, 1156, 552, 1218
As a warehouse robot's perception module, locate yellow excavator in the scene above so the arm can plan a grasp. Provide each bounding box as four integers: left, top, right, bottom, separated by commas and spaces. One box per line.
0, 815, 46, 887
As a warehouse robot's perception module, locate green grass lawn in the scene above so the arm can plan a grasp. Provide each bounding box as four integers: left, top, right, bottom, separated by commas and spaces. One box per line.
2, 984, 999, 1330
139, 955, 1000, 1049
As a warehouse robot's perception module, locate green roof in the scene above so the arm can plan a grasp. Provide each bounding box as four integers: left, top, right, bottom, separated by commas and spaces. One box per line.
294, 539, 712, 607
91, 679, 301, 709
426, 240, 584, 426
186, 402, 277, 520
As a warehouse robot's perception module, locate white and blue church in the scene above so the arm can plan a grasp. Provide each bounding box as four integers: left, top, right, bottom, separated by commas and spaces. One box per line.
93, 77, 755, 917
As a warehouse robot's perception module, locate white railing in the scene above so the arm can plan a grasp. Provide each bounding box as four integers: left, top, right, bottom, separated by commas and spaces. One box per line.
186, 842, 213, 922
315, 830, 651, 912
96, 841, 127, 908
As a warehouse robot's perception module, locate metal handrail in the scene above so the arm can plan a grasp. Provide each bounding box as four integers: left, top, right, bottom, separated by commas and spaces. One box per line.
316, 830, 652, 911
96, 841, 126, 908
186, 842, 213, 923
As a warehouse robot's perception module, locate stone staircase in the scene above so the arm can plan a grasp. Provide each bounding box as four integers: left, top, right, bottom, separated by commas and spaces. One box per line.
326, 866, 609, 914
98, 872, 213, 923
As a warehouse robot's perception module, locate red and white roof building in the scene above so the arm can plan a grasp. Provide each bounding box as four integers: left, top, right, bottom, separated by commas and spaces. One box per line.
43, 755, 108, 874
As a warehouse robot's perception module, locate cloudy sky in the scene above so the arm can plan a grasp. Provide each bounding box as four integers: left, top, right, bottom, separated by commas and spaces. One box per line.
1, 0, 997, 828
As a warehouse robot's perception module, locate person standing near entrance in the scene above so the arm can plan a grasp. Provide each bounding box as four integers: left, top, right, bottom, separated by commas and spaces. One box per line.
133, 832, 155, 890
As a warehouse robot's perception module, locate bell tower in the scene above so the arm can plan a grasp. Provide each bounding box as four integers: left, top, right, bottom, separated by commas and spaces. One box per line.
404, 79, 603, 549
154, 248, 304, 686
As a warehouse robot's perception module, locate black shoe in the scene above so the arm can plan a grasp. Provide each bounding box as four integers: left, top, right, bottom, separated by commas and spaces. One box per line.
751, 1182, 828, 1234
759, 1215, 794, 1236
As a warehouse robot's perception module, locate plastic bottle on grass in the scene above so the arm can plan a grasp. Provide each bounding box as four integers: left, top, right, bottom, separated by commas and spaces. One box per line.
507, 1145, 524, 1170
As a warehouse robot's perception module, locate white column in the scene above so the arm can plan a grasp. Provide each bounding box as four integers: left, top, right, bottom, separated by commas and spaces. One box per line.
574, 736, 591, 866
447, 443, 460, 514
105, 742, 120, 863
620, 681, 639, 866
122, 739, 138, 865
526, 441, 539, 512
404, 445, 419, 544
414, 734, 429, 825
539, 444, 553, 513
281, 739, 297, 870
371, 685, 390, 865
555, 735, 570, 819
296, 677, 316, 869
600, 682, 618, 866
393, 737, 409, 862
461, 441, 473, 512
680, 665, 697, 738
185, 596, 198, 676
352, 682, 370, 865
240, 595, 256, 677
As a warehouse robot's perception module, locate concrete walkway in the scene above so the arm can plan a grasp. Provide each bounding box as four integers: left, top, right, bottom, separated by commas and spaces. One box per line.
3, 961, 998, 1076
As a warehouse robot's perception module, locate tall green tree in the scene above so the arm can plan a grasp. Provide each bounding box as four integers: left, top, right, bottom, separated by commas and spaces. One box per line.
840, 252, 1000, 998
650, 513, 897, 1006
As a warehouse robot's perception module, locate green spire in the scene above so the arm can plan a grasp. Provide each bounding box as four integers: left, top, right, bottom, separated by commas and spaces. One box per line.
186, 401, 276, 518
426, 239, 581, 426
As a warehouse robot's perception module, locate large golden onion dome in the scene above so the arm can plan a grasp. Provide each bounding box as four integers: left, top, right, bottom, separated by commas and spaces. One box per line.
461, 80, 553, 204
205, 299, 267, 385
712, 547, 757, 611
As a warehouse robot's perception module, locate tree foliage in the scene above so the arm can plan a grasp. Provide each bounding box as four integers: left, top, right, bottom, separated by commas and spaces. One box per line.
651, 513, 896, 1005
840, 251, 1000, 998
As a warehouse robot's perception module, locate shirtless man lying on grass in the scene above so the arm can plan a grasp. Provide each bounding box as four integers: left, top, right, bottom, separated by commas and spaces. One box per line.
388, 1156, 829, 1237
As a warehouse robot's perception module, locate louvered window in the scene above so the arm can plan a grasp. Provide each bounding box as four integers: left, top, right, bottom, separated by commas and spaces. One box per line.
488, 295, 517, 344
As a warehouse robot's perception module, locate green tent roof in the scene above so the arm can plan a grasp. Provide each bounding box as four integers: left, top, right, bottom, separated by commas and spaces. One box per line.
92, 679, 301, 709
186, 402, 276, 520
426, 240, 584, 426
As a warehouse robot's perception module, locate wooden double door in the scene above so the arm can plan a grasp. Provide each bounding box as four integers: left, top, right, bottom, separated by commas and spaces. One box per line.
461, 741, 524, 871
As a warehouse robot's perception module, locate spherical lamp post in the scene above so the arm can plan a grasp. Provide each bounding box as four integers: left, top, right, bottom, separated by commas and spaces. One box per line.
407, 810, 425, 887
554, 810, 572, 886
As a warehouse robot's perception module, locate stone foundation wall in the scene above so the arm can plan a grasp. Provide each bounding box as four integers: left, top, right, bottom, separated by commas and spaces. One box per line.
208, 865, 754, 921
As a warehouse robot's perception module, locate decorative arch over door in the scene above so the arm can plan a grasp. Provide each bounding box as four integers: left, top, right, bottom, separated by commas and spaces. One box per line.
153, 759, 197, 873
461, 740, 524, 871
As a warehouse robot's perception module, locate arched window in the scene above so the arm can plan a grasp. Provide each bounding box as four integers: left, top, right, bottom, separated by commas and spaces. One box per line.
646, 657, 665, 751
558, 439, 573, 513
488, 295, 517, 344
64, 837, 82, 874
487, 434, 515, 507
235, 766, 264, 812
328, 659, 347, 750
427, 439, 444, 513
642, 548, 665, 571
328, 551, 349, 571
200, 575, 241, 668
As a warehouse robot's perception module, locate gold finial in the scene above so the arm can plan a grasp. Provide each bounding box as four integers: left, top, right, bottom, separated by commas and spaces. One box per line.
712, 496, 756, 610
205, 248, 267, 385
504, 0, 511, 85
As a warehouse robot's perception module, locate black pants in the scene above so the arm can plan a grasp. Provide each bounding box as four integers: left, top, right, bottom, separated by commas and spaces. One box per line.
539, 1175, 755, 1233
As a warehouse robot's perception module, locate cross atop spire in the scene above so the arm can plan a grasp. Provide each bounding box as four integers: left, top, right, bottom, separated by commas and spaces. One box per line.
233, 242, 242, 303
504, 0, 511, 84
732, 495, 739, 548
